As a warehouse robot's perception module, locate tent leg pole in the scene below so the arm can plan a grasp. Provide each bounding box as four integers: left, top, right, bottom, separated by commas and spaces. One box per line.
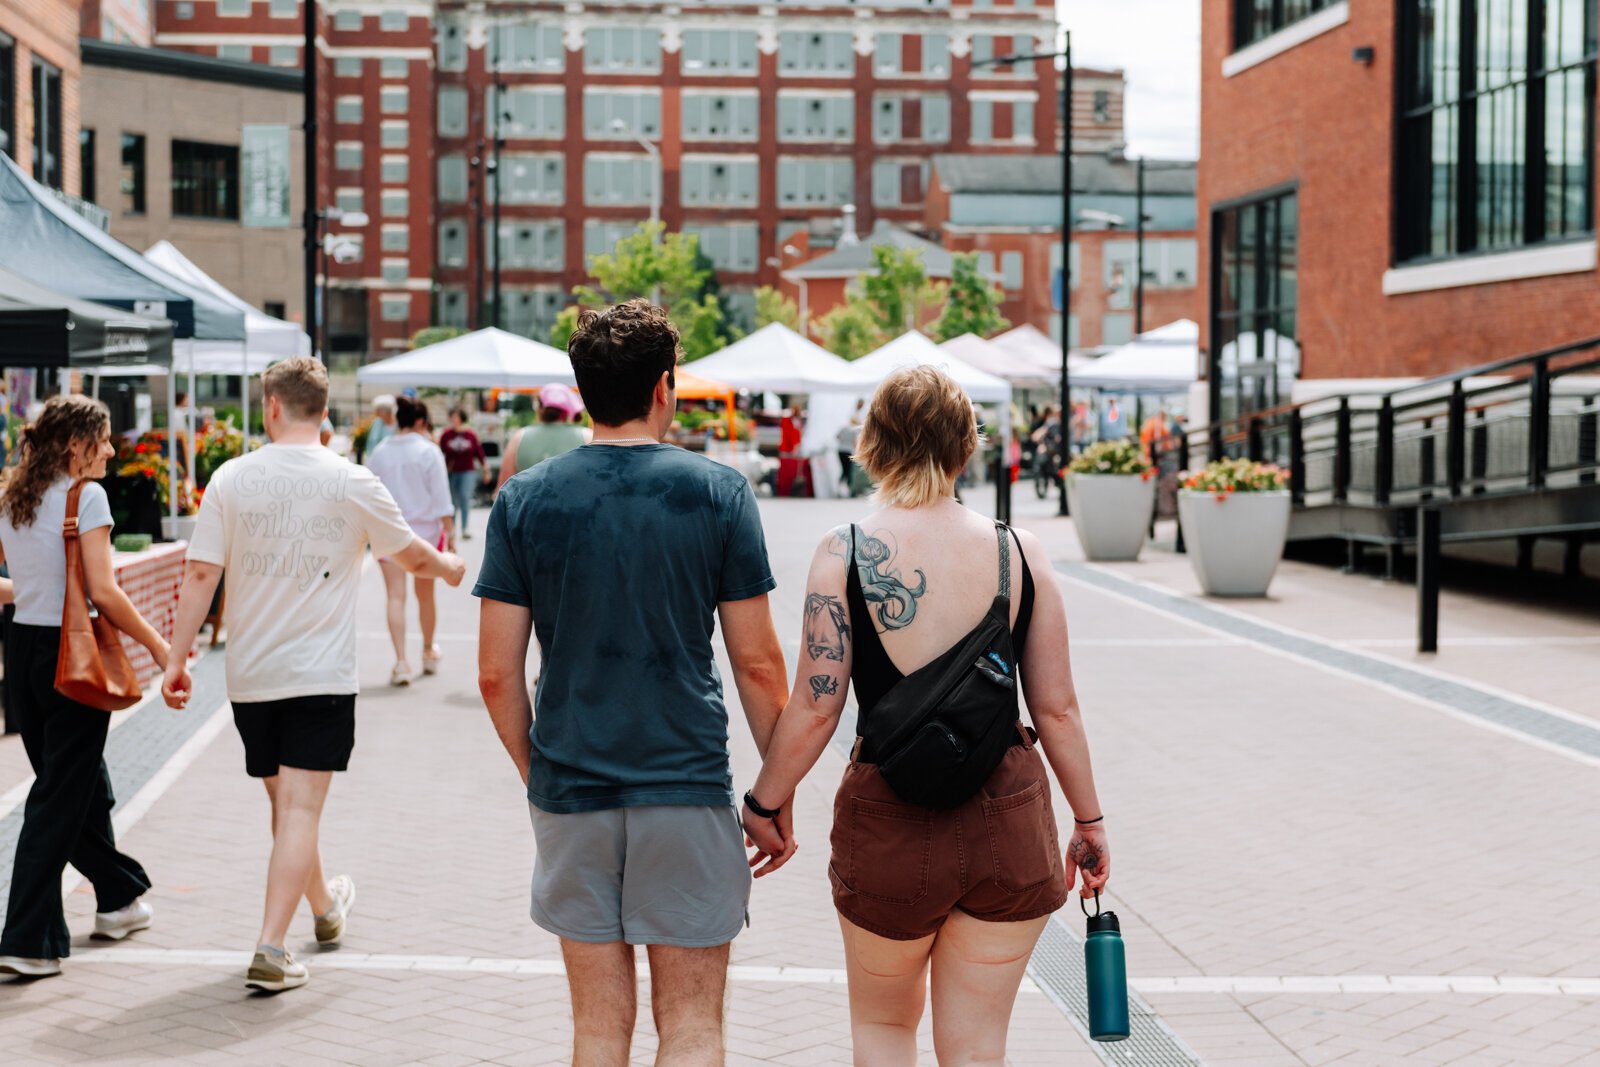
167, 367, 178, 525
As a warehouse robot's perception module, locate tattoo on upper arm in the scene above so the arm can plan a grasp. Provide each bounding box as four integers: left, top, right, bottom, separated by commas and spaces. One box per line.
805, 593, 850, 662
854, 530, 927, 632
809, 675, 839, 701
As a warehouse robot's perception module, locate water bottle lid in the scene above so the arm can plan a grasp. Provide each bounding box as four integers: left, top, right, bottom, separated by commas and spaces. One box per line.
1080, 890, 1121, 935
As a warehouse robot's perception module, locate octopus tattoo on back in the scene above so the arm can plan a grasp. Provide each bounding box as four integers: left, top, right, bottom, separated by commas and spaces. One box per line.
852, 530, 927, 632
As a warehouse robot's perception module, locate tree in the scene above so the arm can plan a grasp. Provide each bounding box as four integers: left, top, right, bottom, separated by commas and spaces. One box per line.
409, 325, 466, 350
567, 222, 735, 359
548, 305, 581, 351
929, 252, 1011, 342
815, 300, 886, 360
754, 286, 802, 332
860, 246, 947, 334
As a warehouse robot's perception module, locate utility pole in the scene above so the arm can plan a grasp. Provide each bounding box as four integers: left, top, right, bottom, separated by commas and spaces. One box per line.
1134, 155, 1145, 335
302, 0, 318, 359
492, 31, 504, 329
473, 137, 486, 329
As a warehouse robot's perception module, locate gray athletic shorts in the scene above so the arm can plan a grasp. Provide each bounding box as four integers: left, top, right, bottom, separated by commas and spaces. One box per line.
528, 803, 752, 948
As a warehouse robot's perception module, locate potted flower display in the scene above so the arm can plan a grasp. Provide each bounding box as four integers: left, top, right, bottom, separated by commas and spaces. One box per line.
1063, 439, 1157, 562
1177, 458, 1291, 597
117, 439, 198, 542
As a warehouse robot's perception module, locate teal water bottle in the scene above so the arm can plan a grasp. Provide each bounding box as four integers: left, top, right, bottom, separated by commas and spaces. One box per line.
1083, 891, 1130, 1042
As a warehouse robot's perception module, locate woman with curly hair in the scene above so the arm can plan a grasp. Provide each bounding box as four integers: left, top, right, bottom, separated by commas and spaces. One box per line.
0, 395, 171, 979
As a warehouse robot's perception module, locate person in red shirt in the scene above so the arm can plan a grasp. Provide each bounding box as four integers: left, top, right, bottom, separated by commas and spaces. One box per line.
440, 408, 491, 540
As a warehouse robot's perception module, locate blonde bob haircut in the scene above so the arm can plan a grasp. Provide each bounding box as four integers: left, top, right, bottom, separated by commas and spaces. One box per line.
856, 365, 979, 509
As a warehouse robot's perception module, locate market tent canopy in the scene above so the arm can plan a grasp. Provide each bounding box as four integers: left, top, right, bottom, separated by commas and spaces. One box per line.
675, 369, 739, 441
1071, 319, 1200, 394
842, 332, 1013, 404
989, 323, 1093, 376
0, 267, 173, 368
0, 153, 244, 341
939, 333, 1055, 389
356, 328, 575, 388
145, 241, 308, 371
689, 323, 858, 393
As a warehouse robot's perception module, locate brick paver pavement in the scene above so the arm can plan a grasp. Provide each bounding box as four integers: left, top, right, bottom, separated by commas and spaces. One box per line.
1, 489, 1598, 1066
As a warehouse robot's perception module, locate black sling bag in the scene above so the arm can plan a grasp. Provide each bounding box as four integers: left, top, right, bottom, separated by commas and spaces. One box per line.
856, 522, 1020, 810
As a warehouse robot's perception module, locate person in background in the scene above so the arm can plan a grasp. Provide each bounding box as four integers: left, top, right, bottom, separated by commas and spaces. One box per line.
161, 358, 464, 993
496, 385, 587, 490
367, 396, 455, 686
365, 395, 398, 459
777, 401, 808, 497
0, 396, 171, 979
836, 399, 865, 493
319, 417, 335, 449
440, 408, 490, 538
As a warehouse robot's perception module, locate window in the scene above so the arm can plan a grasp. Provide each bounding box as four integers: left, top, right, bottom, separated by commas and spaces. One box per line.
778, 157, 853, 206
489, 221, 565, 270
334, 56, 362, 77
682, 29, 758, 74
171, 140, 240, 219
263, 301, 286, 319
777, 94, 854, 141
1235, 0, 1334, 50
924, 95, 952, 142
269, 0, 297, 15
681, 156, 758, 206
269, 45, 298, 67
684, 224, 759, 272
1211, 189, 1299, 420
682, 93, 759, 140
79, 129, 96, 204
438, 221, 467, 267
438, 87, 468, 137
1102, 313, 1134, 346
1093, 90, 1111, 123
380, 294, 412, 323
1107, 237, 1199, 288
872, 33, 949, 76
381, 225, 409, 252
438, 22, 467, 71
439, 288, 468, 329
504, 290, 565, 339
0, 33, 13, 158
379, 10, 409, 32
494, 86, 565, 138
1000, 251, 1024, 290
333, 9, 362, 31
381, 188, 410, 217
874, 94, 952, 143
381, 155, 408, 183
584, 28, 661, 73
381, 259, 409, 284
335, 141, 362, 171
173, 2, 194, 18
381, 86, 408, 114
31, 58, 62, 189
335, 187, 363, 215
493, 24, 565, 71
970, 98, 1034, 143
970, 36, 1035, 73
871, 160, 929, 207
381, 57, 409, 78
583, 156, 655, 205
219, 44, 252, 62
1397, 0, 1597, 263
778, 31, 855, 75
218, 0, 250, 15
584, 219, 645, 262
497, 154, 565, 205
584, 90, 661, 139
874, 97, 902, 141
121, 135, 146, 213
335, 96, 363, 124
438, 155, 467, 203
724, 289, 757, 333
380, 121, 408, 148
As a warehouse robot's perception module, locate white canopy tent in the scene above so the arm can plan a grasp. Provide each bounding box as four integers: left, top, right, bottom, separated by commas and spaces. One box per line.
355, 327, 574, 388
1071, 319, 1200, 394
990, 323, 1093, 377
689, 323, 858, 393
939, 333, 1056, 390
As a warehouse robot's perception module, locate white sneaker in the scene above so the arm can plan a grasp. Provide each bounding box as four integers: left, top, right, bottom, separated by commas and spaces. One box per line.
314, 875, 356, 947
92, 897, 154, 941
0, 956, 61, 978
390, 662, 413, 687
421, 646, 442, 676
246, 946, 308, 992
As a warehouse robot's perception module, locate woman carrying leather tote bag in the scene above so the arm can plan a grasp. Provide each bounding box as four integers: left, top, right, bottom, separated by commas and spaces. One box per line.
0, 396, 171, 978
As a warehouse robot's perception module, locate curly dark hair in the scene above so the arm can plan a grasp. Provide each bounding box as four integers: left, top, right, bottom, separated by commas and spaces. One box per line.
566, 300, 680, 427
2, 395, 111, 529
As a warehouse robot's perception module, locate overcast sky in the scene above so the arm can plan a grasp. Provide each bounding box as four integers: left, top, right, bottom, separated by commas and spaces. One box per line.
1059, 0, 1200, 160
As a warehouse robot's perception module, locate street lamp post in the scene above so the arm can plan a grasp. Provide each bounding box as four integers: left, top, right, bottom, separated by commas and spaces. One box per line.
1135, 156, 1145, 334
972, 31, 1072, 514
302, 0, 319, 359
492, 39, 505, 330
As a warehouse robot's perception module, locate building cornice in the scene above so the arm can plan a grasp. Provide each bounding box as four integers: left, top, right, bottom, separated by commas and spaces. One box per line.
81, 37, 303, 92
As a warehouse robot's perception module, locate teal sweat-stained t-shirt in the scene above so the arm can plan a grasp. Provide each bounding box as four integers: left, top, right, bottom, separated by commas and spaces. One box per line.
473, 443, 776, 813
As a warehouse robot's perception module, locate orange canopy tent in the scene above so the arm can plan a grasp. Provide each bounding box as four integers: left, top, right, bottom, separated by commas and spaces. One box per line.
490, 369, 740, 440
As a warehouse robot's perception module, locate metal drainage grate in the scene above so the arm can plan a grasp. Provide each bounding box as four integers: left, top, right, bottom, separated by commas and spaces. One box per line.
1028, 916, 1207, 1067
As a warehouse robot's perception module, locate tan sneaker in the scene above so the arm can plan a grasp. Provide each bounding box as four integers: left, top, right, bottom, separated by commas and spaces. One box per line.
314, 875, 356, 947
245, 946, 308, 992
421, 646, 442, 675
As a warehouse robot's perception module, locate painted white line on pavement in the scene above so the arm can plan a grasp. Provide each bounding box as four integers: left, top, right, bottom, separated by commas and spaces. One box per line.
61, 949, 1600, 997
0, 684, 162, 823
1070, 637, 1243, 648
1344, 635, 1600, 648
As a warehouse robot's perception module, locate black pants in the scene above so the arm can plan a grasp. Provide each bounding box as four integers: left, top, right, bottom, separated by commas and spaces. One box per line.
0, 624, 149, 958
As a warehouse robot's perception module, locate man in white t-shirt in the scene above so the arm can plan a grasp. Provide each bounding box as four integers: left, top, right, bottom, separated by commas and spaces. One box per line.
161, 357, 465, 993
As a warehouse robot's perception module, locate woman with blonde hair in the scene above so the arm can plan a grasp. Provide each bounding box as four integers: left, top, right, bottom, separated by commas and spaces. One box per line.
0, 395, 171, 978
743, 366, 1110, 1065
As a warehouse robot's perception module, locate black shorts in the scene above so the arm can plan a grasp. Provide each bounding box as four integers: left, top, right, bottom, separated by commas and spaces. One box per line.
232, 694, 357, 778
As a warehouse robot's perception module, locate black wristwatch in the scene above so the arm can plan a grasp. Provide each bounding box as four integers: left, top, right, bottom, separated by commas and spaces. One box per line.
743, 790, 782, 820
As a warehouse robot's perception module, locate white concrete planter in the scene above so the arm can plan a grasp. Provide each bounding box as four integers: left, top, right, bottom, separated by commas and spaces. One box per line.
1177, 490, 1291, 597
160, 516, 198, 544
1065, 473, 1156, 562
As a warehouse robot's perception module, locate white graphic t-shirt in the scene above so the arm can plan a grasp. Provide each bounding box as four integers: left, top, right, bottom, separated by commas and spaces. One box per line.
189, 443, 415, 702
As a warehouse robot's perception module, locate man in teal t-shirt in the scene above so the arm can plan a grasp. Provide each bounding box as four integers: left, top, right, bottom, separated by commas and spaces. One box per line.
475, 300, 788, 1065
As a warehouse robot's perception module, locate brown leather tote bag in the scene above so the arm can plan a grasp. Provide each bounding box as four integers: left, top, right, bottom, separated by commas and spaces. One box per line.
54, 480, 142, 711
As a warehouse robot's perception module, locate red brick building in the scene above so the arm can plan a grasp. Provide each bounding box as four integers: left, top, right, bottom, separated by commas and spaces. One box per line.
1, 0, 83, 196
1200, 0, 1600, 424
